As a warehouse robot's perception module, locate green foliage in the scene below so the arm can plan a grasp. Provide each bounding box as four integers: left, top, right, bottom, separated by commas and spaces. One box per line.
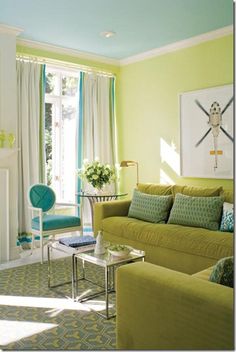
78, 160, 116, 189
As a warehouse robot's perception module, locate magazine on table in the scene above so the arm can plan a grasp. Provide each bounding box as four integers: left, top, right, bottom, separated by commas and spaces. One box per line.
52, 235, 96, 254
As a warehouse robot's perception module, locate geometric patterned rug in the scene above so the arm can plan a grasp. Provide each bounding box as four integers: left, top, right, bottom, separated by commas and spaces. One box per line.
0, 257, 116, 350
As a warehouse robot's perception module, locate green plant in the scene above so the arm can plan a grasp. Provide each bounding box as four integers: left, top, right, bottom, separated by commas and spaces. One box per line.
77, 160, 116, 189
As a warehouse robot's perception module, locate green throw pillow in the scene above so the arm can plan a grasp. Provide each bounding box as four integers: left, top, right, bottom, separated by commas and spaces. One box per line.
168, 193, 223, 230
128, 189, 173, 223
209, 256, 234, 288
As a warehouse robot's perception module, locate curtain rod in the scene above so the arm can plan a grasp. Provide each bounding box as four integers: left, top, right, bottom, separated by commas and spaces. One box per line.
16, 54, 116, 78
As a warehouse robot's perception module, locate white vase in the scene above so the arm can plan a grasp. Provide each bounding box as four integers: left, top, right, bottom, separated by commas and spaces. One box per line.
94, 231, 106, 255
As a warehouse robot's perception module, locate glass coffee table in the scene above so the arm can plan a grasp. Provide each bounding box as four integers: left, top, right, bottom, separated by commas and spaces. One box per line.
47, 241, 145, 319
74, 247, 145, 319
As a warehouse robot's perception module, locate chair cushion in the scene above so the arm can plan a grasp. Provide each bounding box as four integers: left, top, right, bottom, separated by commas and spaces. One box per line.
168, 193, 223, 230
32, 214, 81, 231
128, 189, 173, 223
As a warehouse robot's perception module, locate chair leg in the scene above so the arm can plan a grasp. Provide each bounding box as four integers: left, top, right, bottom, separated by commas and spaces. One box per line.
31, 233, 35, 255
40, 235, 44, 264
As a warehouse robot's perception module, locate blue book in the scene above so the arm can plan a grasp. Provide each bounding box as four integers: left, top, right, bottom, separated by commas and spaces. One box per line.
59, 235, 96, 248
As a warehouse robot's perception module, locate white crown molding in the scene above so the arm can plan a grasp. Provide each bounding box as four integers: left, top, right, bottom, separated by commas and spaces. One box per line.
120, 25, 233, 66
16, 38, 120, 66
0, 23, 23, 36
16, 25, 233, 67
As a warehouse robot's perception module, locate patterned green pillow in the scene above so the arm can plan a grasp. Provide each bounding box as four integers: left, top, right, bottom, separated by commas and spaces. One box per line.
220, 202, 234, 232
128, 190, 173, 223
209, 256, 234, 288
168, 193, 223, 230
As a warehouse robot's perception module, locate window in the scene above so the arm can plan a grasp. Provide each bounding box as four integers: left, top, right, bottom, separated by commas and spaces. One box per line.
45, 66, 79, 202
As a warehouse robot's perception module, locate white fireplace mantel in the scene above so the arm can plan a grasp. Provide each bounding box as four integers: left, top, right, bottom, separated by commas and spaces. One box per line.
0, 148, 20, 160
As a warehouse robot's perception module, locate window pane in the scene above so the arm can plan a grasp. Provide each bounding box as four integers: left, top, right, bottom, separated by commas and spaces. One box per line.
60, 102, 76, 202
46, 72, 60, 95
62, 75, 78, 96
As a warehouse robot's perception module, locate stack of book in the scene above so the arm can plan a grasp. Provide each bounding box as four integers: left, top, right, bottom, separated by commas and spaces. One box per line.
52, 235, 96, 254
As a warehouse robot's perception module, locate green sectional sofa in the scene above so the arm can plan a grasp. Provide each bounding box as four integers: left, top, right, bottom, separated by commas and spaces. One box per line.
116, 262, 234, 350
94, 183, 234, 350
94, 184, 233, 274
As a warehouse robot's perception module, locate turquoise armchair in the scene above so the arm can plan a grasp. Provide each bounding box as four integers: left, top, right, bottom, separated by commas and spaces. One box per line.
28, 184, 82, 263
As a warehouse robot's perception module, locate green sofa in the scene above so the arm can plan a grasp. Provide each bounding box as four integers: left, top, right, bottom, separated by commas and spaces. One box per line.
94, 183, 234, 350
116, 262, 234, 350
94, 184, 233, 274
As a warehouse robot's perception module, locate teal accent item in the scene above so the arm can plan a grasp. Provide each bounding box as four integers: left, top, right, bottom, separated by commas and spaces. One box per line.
128, 189, 173, 223
168, 193, 224, 230
29, 184, 55, 212
32, 214, 81, 231
220, 203, 234, 232
209, 256, 234, 288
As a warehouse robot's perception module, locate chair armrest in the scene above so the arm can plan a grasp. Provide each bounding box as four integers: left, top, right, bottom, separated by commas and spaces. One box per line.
28, 206, 43, 231
55, 202, 80, 207
116, 262, 234, 350
93, 199, 131, 235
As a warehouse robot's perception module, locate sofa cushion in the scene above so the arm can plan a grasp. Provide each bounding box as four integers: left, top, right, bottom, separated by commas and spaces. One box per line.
128, 190, 173, 223
220, 189, 234, 203
168, 194, 223, 230
209, 256, 234, 288
172, 185, 223, 198
101, 216, 233, 260
192, 267, 214, 281
220, 202, 234, 233
137, 183, 172, 195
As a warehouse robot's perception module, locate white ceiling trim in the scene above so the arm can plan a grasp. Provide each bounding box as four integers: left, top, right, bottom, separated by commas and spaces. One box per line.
16, 37, 120, 66
0, 23, 23, 36
120, 25, 233, 66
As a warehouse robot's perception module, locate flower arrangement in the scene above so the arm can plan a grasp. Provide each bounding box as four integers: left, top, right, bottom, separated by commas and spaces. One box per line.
77, 160, 116, 190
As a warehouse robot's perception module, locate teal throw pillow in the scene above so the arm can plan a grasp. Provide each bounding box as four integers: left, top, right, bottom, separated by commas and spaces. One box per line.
168, 193, 223, 230
209, 256, 234, 288
128, 189, 173, 223
220, 202, 234, 233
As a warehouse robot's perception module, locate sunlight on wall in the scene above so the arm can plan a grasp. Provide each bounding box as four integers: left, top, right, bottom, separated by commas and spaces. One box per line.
0, 320, 57, 345
160, 169, 175, 185
160, 138, 180, 176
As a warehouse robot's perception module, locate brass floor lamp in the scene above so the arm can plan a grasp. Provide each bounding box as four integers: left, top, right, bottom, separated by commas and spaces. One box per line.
120, 160, 139, 186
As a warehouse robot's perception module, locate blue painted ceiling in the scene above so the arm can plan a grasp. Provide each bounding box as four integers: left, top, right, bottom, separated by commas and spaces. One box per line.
0, 0, 233, 60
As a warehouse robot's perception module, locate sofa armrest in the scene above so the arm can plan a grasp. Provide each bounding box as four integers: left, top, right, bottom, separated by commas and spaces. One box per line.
116, 262, 234, 350
93, 199, 131, 235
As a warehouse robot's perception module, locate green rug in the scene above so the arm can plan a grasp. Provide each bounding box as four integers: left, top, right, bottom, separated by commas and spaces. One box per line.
0, 257, 116, 350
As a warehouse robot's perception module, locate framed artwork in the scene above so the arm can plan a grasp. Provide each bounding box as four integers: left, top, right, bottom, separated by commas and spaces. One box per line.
180, 84, 233, 179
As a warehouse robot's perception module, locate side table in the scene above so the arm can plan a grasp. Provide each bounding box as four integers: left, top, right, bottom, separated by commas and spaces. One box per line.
76, 191, 128, 231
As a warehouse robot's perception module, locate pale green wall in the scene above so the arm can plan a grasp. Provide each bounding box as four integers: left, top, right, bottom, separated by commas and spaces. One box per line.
117, 35, 233, 194
16, 44, 120, 75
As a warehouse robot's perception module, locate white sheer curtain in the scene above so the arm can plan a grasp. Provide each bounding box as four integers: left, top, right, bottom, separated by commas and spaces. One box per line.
17, 60, 43, 234
80, 73, 117, 225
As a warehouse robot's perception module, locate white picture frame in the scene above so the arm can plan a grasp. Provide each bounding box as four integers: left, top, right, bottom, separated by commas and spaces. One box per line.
180, 84, 233, 179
